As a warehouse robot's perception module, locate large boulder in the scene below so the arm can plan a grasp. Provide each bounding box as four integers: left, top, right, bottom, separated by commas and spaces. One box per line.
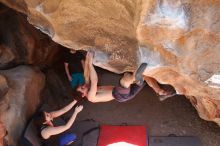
0, 0, 220, 125
0, 66, 45, 146
0, 4, 62, 70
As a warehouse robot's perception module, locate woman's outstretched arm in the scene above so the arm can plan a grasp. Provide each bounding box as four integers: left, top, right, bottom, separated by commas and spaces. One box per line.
50, 100, 77, 118
41, 105, 83, 139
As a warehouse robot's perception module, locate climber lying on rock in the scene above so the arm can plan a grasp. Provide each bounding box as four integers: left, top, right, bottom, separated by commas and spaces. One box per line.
76, 51, 176, 103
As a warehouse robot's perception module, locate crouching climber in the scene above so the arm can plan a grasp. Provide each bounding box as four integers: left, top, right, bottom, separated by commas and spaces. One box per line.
34, 100, 83, 146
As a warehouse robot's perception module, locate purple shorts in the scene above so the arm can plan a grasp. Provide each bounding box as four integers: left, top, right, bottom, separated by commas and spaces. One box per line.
112, 83, 145, 102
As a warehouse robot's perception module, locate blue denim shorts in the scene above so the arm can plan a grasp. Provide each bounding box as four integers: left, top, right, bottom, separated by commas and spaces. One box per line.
71, 73, 85, 88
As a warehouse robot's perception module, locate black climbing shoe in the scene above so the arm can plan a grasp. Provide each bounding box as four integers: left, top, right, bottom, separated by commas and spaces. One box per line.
135, 63, 148, 85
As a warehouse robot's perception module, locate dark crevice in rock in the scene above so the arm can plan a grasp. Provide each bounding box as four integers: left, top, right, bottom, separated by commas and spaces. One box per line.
0, 3, 63, 70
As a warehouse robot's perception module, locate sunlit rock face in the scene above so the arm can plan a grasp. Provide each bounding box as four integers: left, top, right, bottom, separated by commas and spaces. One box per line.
0, 66, 45, 146
1, 0, 220, 125
1, 0, 142, 72
137, 0, 220, 125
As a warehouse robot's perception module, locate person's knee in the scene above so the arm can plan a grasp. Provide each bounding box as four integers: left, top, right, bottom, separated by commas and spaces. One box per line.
120, 72, 134, 88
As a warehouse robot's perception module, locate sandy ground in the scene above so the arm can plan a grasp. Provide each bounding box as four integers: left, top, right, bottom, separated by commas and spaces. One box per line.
74, 69, 220, 146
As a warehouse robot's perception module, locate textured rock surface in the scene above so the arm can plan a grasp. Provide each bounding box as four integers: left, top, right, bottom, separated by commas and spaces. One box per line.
0, 4, 62, 69
0, 121, 6, 146
0, 0, 220, 125
0, 66, 45, 146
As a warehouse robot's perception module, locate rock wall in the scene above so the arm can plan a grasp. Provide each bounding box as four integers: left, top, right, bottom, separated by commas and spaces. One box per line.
0, 0, 220, 126
0, 5, 66, 145
0, 66, 45, 146
0, 4, 62, 69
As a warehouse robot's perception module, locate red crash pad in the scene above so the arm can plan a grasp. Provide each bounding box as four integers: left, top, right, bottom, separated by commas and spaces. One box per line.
98, 125, 148, 146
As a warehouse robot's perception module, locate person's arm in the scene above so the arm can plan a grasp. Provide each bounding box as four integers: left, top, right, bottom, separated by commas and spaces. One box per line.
81, 60, 85, 70
87, 53, 98, 99
50, 100, 77, 118
41, 105, 83, 139
84, 53, 90, 84
64, 62, 72, 81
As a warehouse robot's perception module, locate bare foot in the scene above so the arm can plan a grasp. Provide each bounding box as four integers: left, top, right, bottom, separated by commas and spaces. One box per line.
158, 89, 170, 96
157, 89, 176, 101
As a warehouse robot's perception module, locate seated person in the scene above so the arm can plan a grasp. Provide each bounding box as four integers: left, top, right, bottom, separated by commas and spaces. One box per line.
64, 49, 85, 89
34, 100, 83, 146
77, 52, 176, 103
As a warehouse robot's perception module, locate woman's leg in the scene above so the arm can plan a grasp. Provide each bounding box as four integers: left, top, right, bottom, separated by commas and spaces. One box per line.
87, 87, 115, 103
